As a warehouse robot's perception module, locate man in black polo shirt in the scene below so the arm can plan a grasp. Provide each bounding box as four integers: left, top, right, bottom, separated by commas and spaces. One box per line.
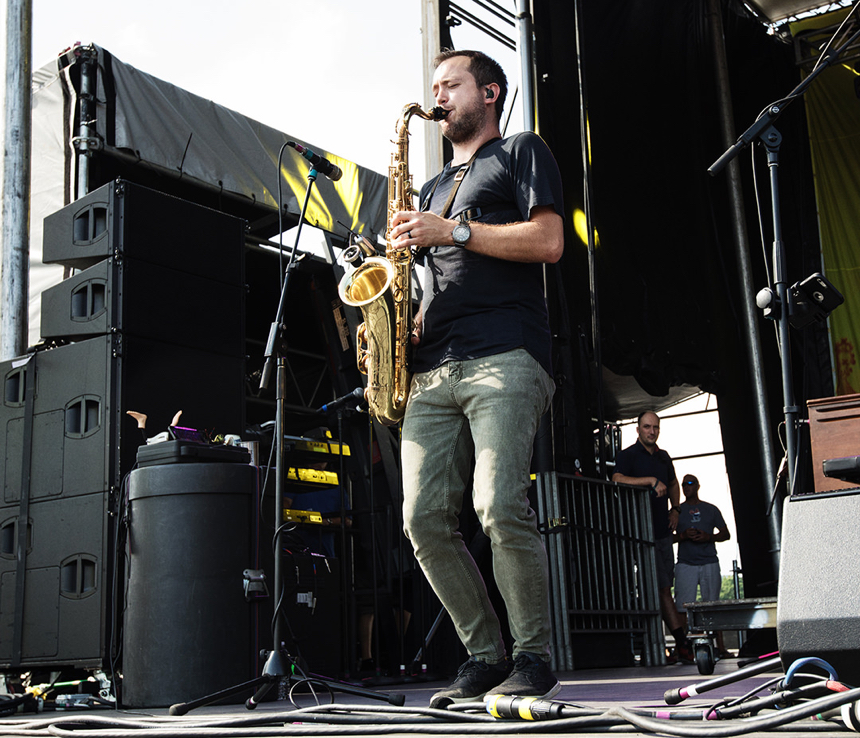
612, 410, 692, 663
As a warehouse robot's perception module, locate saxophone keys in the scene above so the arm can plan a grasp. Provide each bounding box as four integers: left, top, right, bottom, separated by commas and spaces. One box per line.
356, 323, 370, 375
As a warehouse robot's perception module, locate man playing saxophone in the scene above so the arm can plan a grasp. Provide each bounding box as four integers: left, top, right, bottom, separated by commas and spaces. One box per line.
389, 49, 565, 708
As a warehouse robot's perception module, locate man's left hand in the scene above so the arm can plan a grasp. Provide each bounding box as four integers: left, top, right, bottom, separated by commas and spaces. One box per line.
390, 209, 453, 250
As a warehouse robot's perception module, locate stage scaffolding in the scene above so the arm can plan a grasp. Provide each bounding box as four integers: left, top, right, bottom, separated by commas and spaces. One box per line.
534, 473, 665, 671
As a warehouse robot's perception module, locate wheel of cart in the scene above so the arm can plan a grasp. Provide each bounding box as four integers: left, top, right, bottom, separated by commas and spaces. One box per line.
689, 633, 715, 674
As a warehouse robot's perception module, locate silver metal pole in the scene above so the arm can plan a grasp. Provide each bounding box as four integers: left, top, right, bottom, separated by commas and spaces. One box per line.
705, 0, 781, 568
421, 0, 444, 178
1, 0, 33, 360
75, 47, 99, 199
516, 0, 535, 133
732, 559, 746, 648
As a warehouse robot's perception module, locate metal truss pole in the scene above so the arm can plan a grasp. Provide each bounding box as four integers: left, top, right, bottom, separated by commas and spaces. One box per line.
1, 0, 33, 360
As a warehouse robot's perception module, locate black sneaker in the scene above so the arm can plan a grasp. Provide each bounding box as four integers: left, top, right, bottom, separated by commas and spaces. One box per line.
489, 653, 561, 699
356, 657, 377, 675
429, 657, 512, 709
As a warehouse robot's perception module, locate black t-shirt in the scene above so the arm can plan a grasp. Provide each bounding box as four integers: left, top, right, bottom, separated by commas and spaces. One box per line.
614, 440, 677, 539
414, 132, 564, 377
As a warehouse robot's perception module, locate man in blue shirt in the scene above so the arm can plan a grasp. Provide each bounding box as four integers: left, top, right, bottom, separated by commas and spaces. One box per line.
673, 474, 731, 654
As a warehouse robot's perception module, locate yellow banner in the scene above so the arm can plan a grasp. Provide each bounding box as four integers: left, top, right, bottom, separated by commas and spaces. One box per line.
793, 10, 860, 393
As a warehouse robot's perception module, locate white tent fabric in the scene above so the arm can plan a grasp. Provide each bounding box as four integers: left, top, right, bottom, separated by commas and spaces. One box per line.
28, 57, 69, 348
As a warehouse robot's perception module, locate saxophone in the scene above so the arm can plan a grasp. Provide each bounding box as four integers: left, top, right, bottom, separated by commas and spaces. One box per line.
338, 103, 446, 426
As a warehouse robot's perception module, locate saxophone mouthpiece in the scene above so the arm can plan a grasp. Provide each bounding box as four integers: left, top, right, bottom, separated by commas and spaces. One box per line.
431, 106, 449, 120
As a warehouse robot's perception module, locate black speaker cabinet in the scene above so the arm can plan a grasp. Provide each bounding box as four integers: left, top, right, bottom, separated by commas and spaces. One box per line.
2, 334, 244, 504
777, 491, 860, 684
2, 341, 111, 505
0, 493, 110, 668
0, 335, 244, 669
39, 256, 244, 356
42, 179, 245, 282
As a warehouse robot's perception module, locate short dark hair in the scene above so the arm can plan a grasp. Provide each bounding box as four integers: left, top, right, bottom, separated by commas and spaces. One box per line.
637, 410, 659, 425
433, 49, 508, 122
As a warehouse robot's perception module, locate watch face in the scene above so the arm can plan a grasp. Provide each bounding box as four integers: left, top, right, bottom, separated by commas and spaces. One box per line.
453, 222, 471, 245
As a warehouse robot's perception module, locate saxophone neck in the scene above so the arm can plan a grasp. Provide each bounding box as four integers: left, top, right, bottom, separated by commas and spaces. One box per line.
400, 103, 448, 127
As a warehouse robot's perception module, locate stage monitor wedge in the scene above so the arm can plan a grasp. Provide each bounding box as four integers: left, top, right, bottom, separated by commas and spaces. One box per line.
777, 491, 860, 684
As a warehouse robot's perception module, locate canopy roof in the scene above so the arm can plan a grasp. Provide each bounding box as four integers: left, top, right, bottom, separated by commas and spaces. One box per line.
745, 0, 853, 24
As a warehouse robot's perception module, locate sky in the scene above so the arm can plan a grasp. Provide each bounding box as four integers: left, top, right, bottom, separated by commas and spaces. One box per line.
29, 0, 523, 187
30, 0, 426, 179
24, 0, 739, 574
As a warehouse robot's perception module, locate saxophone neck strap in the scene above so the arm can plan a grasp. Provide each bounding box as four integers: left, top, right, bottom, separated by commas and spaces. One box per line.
422, 157, 473, 219
421, 137, 500, 219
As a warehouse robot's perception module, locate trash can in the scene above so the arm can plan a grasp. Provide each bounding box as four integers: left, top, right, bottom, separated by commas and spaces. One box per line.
121, 461, 256, 707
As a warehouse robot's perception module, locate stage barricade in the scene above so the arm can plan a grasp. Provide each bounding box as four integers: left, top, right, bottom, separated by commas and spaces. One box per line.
534, 472, 665, 670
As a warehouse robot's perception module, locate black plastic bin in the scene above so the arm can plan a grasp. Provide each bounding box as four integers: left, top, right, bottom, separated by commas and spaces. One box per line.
121, 462, 256, 708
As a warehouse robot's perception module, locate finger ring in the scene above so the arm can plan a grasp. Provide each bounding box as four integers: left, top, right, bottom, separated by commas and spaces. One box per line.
408, 231, 412, 239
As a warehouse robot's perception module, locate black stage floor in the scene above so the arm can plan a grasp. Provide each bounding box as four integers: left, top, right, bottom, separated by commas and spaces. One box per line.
1, 656, 855, 737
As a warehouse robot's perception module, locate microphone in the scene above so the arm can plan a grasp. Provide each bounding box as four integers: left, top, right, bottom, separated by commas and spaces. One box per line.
319, 387, 365, 414
485, 694, 571, 721
287, 142, 343, 181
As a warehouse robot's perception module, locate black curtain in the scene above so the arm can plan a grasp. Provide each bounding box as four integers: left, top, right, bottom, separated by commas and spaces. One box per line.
534, 0, 833, 595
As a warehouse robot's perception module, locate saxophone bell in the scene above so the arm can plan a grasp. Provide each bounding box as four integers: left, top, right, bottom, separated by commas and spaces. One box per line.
339, 256, 395, 307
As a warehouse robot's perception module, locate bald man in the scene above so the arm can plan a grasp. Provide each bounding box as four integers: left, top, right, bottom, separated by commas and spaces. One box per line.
612, 411, 691, 663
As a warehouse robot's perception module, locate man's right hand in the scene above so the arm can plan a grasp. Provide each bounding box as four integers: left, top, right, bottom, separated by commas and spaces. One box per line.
411, 310, 423, 345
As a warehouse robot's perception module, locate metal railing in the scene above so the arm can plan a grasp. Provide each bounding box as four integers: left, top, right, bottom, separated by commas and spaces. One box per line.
534, 472, 665, 670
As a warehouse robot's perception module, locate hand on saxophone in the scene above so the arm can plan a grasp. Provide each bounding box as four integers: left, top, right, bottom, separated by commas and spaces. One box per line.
391, 210, 456, 250
411, 309, 423, 345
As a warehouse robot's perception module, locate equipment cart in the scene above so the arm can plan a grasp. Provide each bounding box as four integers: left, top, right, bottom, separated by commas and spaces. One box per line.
684, 597, 777, 674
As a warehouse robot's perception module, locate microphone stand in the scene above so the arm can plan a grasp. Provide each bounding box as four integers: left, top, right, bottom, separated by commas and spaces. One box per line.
169, 164, 404, 715
707, 24, 860, 500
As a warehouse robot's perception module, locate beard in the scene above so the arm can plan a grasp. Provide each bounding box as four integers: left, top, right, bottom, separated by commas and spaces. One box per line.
441, 97, 487, 145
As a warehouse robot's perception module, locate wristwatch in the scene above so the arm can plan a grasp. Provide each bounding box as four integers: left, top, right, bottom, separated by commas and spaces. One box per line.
452, 221, 471, 247
671, 506, 681, 513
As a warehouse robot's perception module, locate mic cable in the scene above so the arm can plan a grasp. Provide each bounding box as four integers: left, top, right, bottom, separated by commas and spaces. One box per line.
486, 694, 572, 720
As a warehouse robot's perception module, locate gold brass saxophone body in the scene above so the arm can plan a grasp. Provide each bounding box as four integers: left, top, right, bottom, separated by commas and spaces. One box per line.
338, 103, 447, 426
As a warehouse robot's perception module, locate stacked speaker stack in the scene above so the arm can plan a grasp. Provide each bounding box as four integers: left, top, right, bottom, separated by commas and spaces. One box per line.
0, 180, 246, 674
